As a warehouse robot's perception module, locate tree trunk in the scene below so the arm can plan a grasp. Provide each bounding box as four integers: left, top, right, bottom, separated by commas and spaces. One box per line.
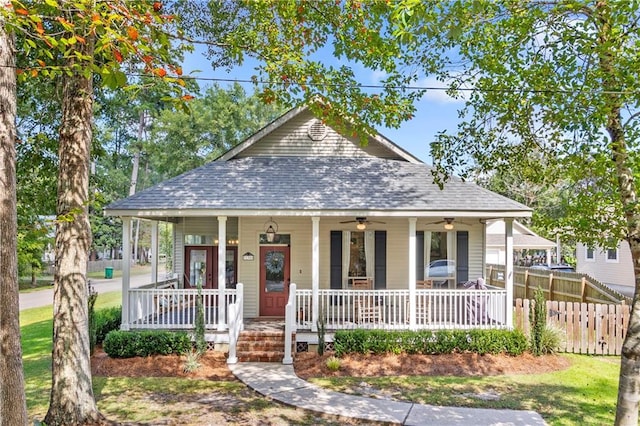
130, 111, 144, 263
613, 125, 640, 425
44, 35, 104, 426
0, 4, 28, 424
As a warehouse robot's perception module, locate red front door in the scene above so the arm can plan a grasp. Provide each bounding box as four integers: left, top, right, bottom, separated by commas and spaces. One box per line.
260, 246, 290, 316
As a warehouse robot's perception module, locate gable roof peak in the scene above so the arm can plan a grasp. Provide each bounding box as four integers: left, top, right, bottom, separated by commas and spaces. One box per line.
217, 104, 422, 163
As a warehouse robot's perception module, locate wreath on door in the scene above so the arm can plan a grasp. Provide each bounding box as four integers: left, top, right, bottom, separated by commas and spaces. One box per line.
265, 251, 284, 274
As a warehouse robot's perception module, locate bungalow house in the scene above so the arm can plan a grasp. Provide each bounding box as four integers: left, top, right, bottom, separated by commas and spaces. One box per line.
104, 105, 531, 363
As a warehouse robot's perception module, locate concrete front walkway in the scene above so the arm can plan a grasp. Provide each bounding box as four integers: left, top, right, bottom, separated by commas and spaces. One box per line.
230, 362, 547, 426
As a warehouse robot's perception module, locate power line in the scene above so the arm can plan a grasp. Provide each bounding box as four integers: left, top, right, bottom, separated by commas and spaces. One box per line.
1, 63, 637, 95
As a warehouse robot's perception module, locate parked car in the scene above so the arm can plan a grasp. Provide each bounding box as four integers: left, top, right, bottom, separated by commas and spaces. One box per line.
529, 264, 576, 273
425, 259, 456, 278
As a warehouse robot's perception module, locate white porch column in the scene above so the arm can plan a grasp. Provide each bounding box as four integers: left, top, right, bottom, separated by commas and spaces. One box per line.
505, 218, 514, 328
121, 217, 131, 330
150, 220, 158, 284
217, 216, 227, 331
408, 218, 417, 330
311, 217, 320, 332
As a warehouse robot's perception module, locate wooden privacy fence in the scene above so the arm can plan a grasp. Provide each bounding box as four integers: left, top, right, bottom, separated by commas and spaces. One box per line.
514, 298, 630, 355
487, 264, 632, 305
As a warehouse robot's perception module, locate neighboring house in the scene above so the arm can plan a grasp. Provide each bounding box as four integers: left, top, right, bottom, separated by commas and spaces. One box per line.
576, 241, 635, 291
485, 220, 556, 265
104, 105, 531, 362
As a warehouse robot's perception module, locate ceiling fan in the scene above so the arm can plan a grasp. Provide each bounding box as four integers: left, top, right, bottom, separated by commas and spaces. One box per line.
340, 217, 385, 230
424, 217, 470, 230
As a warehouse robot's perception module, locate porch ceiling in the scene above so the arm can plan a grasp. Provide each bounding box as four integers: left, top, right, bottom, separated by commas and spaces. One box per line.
104, 157, 531, 218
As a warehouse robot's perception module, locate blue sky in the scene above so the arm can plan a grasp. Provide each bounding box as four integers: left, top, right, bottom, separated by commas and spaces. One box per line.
181, 45, 466, 164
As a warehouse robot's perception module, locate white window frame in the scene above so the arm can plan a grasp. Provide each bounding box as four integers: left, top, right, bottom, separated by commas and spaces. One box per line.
606, 248, 619, 263
584, 247, 595, 262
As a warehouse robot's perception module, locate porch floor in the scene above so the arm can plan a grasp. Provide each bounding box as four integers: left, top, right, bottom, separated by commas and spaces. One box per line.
244, 318, 285, 332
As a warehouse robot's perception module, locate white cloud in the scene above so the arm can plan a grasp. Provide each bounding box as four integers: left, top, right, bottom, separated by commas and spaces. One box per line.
418, 75, 469, 104
370, 69, 388, 84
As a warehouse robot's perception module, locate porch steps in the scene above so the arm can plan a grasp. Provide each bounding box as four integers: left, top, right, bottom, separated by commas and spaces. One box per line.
236, 330, 294, 363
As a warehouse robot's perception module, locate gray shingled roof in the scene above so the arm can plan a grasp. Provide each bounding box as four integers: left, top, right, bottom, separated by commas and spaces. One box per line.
105, 157, 530, 214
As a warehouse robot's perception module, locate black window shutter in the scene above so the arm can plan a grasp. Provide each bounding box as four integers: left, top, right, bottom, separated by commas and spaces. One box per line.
416, 231, 424, 280
374, 231, 387, 289
456, 231, 469, 282
330, 231, 342, 289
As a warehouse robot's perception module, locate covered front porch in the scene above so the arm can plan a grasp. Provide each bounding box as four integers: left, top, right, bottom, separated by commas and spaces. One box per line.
118, 214, 518, 337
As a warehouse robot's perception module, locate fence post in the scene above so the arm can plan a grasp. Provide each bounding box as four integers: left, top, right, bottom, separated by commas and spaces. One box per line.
548, 273, 554, 301
580, 277, 587, 303
488, 265, 493, 285
524, 270, 529, 300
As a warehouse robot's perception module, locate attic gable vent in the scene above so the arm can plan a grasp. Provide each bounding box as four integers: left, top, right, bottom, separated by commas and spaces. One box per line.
307, 119, 328, 141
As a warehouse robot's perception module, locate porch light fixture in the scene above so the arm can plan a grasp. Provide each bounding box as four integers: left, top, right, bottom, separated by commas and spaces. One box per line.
443, 218, 455, 230
356, 217, 367, 230
265, 217, 278, 243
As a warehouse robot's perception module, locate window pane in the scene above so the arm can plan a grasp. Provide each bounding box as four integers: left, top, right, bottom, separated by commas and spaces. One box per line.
607, 249, 617, 260
586, 248, 594, 259
349, 232, 366, 277
426, 232, 454, 277
259, 233, 291, 244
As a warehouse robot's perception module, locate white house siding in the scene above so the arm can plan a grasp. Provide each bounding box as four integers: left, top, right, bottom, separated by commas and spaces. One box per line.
467, 225, 485, 282
576, 241, 635, 288
174, 225, 183, 285
237, 110, 402, 159
237, 217, 259, 317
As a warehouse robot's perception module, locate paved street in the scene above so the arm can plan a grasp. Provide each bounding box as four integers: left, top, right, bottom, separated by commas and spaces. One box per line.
19, 269, 155, 311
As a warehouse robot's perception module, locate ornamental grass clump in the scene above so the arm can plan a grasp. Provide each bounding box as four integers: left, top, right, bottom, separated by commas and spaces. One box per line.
326, 356, 341, 372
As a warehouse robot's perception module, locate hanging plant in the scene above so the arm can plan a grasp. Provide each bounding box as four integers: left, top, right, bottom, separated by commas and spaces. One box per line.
265, 251, 284, 274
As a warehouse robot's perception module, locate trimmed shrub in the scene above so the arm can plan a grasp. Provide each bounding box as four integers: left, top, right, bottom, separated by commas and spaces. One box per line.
103, 330, 191, 358
334, 328, 528, 357
95, 306, 122, 344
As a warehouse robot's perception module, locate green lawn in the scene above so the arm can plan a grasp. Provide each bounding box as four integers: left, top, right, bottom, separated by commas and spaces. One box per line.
309, 354, 620, 425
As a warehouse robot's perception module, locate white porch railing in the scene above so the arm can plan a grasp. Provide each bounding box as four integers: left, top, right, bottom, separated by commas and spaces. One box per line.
283, 283, 297, 365
295, 288, 507, 330
127, 286, 237, 330
227, 283, 244, 364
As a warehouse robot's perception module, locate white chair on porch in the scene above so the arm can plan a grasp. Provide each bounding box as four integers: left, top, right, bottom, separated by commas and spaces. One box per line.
408, 280, 432, 324
353, 278, 381, 323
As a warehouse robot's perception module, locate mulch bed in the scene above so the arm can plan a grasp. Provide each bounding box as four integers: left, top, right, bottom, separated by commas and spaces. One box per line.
92, 347, 571, 380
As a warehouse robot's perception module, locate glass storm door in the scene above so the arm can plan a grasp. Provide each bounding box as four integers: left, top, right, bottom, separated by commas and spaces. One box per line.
259, 246, 290, 316
184, 246, 216, 289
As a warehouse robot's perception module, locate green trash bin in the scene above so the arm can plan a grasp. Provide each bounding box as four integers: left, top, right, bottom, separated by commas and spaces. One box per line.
104, 267, 113, 279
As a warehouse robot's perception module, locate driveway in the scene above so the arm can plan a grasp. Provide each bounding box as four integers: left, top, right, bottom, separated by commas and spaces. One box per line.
19, 270, 154, 311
